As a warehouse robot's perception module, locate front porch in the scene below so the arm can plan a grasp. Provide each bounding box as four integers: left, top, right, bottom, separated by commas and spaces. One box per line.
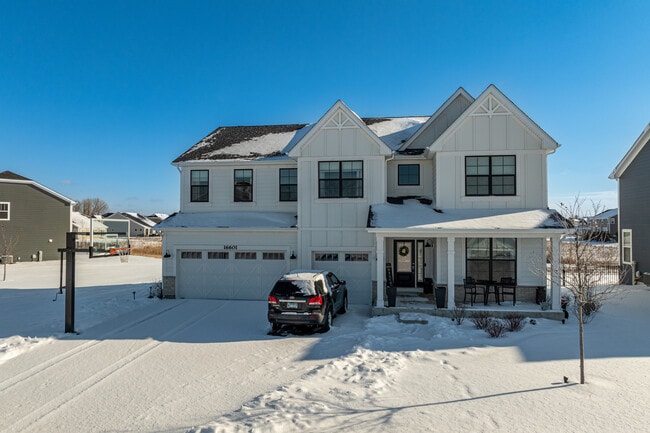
371, 287, 565, 320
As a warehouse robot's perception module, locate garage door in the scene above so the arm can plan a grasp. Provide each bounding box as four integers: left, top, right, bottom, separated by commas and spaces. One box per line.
312, 251, 372, 305
177, 250, 289, 300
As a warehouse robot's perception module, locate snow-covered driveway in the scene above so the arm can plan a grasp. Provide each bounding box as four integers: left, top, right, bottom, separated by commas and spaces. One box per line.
0, 295, 366, 432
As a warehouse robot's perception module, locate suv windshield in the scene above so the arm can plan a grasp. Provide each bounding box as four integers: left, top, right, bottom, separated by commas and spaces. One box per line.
271, 280, 316, 297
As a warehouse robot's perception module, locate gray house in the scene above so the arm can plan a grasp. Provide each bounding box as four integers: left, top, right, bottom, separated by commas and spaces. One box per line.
610, 123, 650, 284
0, 171, 75, 261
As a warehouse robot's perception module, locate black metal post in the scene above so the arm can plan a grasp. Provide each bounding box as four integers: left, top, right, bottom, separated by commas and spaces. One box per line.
59, 250, 64, 294
65, 232, 76, 333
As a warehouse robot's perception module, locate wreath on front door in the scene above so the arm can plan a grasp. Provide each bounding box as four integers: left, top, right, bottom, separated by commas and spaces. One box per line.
398, 245, 410, 257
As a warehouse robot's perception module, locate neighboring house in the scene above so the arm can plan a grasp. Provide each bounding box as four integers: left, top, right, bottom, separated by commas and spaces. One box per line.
0, 171, 75, 261
103, 212, 157, 237
147, 213, 169, 225
590, 209, 618, 240
610, 123, 650, 284
157, 85, 566, 311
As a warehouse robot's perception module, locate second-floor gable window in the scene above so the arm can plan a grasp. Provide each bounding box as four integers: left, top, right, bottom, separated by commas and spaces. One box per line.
279, 168, 297, 201
398, 164, 420, 186
318, 161, 363, 198
190, 170, 209, 202
234, 169, 253, 202
465, 155, 516, 196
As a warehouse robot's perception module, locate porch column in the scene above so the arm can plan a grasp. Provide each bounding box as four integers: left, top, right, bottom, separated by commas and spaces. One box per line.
376, 234, 385, 308
447, 236, 455, 308
551, 235, 561, 310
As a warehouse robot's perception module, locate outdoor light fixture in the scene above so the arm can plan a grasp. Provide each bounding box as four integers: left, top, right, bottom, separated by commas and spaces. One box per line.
163, 250, 171, 258
290, 251, 296, 260
425, 240, 432, 247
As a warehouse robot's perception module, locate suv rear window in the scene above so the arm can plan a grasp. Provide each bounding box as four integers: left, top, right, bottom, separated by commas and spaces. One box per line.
271, 280, 317, 297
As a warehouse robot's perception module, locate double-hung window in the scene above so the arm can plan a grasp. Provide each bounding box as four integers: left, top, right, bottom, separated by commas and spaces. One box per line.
0, 202, 9, 220
398, 164, 420, 186
465, 155, 516, 196
234, 169, 253, 202
466, 238, 517, 282
279, 168, 297, 201
190, 170, 209, 202
318, 161, 363, 198
622, 229, 632, 264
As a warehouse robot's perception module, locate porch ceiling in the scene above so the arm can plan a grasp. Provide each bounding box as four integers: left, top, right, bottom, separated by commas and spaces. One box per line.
368, 200, 565, 236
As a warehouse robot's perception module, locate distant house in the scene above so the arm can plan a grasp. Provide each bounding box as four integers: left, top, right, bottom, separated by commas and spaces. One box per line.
104, 212, 157, 237
590, 209, 618, 240
610, 123, 650, 284
147, 213, 169, 224
0, 171, 75, 261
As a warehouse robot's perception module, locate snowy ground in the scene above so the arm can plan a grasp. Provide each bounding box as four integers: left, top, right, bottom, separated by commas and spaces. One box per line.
0, 256, 649, 433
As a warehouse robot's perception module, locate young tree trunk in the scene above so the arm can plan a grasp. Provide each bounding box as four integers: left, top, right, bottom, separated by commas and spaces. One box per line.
578, 304, 585, 384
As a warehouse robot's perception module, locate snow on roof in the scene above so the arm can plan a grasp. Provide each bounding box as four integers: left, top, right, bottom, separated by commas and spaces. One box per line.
369, 200, 564, 232
72, 212, 108, 230
155, 211, 297, 229
592, 209, 618, 219
365, 117, 429, 150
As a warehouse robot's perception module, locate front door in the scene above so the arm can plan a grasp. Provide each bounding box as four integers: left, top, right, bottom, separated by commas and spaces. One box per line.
394, 240, 415, 286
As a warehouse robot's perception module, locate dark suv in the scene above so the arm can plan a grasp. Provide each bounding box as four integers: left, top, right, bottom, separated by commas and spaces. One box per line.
267, 270, 348, 333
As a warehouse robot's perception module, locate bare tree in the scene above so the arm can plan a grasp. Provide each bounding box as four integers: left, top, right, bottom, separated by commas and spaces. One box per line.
76, 197, 109, 217
551, 196, 626, 384
0, 225, 20, 281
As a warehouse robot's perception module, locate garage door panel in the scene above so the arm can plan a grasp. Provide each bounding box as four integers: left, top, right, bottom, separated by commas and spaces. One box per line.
313, 251, 371, 305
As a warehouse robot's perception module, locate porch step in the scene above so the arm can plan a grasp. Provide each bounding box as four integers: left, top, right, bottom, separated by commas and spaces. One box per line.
397, 312, 429, 325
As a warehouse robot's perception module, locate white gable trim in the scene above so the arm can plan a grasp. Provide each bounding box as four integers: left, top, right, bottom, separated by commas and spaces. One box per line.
426, 84, 559, 154
287, 100, 392, 158
399, 87, 474, 151
610, 123, 650, 179
0, 177, 76, 205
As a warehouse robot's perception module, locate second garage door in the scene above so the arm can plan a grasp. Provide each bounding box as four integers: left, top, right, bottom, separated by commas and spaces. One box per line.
312, 251, 372, 305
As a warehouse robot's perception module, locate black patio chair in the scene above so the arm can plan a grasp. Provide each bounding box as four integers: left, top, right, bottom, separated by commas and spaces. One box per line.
499, 277, 517, 305
463, 277, 485, 306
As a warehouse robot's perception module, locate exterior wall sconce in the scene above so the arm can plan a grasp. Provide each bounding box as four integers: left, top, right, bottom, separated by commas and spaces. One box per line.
290, 251, 297, 260
163, 249, 172, 258
425, 240, 432, 248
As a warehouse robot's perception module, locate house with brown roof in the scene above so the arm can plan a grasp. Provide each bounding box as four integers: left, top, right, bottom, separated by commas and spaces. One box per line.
157, 85, 566, 315
0, 171, 75, 261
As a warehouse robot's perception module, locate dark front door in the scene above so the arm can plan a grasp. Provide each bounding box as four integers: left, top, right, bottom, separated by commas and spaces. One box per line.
394, 240, 415, 286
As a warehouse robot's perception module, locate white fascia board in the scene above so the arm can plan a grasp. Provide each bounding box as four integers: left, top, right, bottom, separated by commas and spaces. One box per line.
399, 87, 475, 151
287, 100, 392, 158
160, 227, 298, 233
367, 227, 567, 237
0, 178, 76, 205
610, 123, 650, 179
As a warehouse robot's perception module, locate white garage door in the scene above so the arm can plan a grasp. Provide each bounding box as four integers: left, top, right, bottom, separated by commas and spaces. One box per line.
312, 251, 372, 305
177, 250, 289, 300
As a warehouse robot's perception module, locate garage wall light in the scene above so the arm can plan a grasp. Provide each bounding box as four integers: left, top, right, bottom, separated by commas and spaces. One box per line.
290, 251, 297, 260
163, 249, 172, 258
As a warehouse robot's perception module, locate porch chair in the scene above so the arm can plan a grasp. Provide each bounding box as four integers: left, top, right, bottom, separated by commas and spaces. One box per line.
499, 277, 517, 305
463, 277, 485, 306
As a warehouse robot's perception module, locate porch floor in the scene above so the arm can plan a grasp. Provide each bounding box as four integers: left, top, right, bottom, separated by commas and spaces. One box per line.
372, 287, 565, 320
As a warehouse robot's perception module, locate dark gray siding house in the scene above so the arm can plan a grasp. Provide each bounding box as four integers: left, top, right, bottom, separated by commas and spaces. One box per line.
0, 171, 75, 261
610, 123, 650, 284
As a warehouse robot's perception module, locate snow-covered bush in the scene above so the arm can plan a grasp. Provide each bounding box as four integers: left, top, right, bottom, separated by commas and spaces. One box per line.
470, 311, 491, 329
485, 319, 508, 338
451, 304, 467, 325
503, 313, 526, 331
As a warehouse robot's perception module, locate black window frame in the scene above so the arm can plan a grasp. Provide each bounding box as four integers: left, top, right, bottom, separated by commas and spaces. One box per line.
398, 164, 420, 186
465, 155, 516, 196
279, 168, 297, 202
190, 170, 209, 203
318, 160, 363, 199
466, 238, 517, 282
234, 169, 253, 202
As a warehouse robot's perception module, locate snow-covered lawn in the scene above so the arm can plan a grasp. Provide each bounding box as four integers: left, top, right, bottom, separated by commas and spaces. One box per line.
0, 256, 648, 432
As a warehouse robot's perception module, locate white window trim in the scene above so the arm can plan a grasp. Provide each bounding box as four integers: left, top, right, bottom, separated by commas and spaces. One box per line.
622, 229, 633, 265
0, 202, 9, 221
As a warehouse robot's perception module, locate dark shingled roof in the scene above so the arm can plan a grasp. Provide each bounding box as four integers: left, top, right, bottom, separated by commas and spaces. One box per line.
173, 124, 308, 163
0, 171, 32, 181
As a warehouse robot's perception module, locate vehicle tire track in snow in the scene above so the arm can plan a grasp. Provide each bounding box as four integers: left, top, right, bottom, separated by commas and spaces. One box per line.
0, 300, 188, 394
1, 300, 226, 433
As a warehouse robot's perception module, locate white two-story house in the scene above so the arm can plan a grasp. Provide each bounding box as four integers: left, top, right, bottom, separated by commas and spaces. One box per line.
157, 85, 565, 312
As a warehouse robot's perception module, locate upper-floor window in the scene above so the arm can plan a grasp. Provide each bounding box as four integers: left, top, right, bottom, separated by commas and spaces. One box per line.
279, 168, 297, 201
190, 171, 209, 202
0, 202, 9, 220
465, 155, 516, 196
318, 161, 363, 198
398, 164, 420, 186
234, 169, 253, 202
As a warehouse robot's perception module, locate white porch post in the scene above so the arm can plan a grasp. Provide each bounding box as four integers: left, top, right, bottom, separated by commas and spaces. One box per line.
447, 236, 455, 308
551, 235, 561, 310
376, 234, 385, 308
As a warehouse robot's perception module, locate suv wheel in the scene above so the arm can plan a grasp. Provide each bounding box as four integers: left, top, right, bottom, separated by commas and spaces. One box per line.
319, 308, 333, 333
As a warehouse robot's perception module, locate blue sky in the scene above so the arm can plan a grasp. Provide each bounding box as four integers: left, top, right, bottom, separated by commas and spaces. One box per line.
2, 0, 648, 215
